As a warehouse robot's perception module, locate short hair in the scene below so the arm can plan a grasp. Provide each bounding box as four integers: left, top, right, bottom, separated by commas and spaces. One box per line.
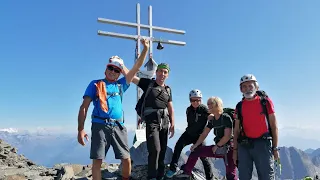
207, 96, 223, 113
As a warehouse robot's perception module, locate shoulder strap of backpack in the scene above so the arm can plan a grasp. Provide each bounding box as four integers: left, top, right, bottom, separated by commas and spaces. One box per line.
116, 80, 123, 102
236, 101, 245, 137
213, 113, 225, 136
140, 79, 155, 117
99, 80, 122, 102
256, 90, 272, 137
114, 80, 124, 123
164, 85, 171, 95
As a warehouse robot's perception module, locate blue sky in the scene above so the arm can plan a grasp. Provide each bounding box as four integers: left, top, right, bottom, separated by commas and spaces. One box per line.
1, 0, 320, 141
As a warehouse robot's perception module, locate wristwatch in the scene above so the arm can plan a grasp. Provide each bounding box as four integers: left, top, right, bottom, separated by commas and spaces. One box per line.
272, 147, 279, 151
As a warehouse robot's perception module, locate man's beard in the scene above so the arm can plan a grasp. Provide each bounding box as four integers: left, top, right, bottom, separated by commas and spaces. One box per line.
243, 89, 257, 99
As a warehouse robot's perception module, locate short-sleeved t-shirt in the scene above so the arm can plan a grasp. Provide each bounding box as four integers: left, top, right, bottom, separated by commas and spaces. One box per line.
234, 95, 275, 138
83, 77, 130, 124
207, 113, 233, 143
138, 78, 172, 109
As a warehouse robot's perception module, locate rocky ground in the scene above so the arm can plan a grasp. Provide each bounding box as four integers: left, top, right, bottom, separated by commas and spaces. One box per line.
0, 139, 212, 180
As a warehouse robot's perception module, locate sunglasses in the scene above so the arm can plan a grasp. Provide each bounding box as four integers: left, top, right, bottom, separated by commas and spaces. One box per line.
107, 66, 121, 73
190, 99, 201, 103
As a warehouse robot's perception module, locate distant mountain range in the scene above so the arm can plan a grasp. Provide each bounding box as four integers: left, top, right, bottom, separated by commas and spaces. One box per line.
0, 127, 187, 167
1, 128, 320, 179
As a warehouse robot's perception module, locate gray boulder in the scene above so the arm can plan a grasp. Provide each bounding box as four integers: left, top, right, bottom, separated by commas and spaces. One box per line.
130, 141, 173, 166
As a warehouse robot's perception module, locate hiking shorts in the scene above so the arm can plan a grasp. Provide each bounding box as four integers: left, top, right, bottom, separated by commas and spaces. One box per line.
90, 122, 130, 160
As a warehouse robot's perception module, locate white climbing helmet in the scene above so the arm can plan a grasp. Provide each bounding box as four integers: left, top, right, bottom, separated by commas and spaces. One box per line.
189, 89, 202, 98
107, 56, 124, 70
240, 74, 257, 85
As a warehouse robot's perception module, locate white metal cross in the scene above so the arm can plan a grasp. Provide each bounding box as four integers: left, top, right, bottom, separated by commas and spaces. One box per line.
97, 3, 186, 128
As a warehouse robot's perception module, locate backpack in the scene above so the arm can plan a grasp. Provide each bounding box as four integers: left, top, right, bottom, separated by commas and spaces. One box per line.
236, 90, 271, 138
222, 108, 236, 129
135, 80, 155, 117
135, 80, 171, 118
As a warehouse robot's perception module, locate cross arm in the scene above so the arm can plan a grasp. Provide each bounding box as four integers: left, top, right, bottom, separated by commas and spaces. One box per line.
98, 17, 186, 35
97, 30, 186, 46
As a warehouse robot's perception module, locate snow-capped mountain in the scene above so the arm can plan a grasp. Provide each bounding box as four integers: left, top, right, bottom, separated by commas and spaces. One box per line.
0, 128, 19, 133
0, 127, 186, 167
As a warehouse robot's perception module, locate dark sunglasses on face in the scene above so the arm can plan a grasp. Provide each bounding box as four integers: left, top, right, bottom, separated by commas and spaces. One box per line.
107, 66, 121, 73
190, 99, 201, 103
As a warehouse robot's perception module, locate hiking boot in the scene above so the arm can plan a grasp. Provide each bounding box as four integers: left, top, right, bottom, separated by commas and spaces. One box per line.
175, 170, 191, 178
165, 170, 178, 178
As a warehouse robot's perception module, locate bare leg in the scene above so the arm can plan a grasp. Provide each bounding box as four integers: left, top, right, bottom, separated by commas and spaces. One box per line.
92, 159, 102, 180
121, 157, 131, 179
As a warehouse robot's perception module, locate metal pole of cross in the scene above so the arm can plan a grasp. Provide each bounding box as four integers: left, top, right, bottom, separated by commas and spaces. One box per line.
97, 3, 186, 129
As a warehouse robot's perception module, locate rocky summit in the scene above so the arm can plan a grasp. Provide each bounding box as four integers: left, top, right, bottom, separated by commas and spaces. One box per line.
0, 139, 209, 180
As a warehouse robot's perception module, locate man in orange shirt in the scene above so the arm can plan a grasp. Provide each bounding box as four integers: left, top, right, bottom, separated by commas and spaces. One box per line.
232, 74, 279, 180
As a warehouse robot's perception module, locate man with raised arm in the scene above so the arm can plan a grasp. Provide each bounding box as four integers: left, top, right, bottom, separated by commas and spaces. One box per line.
77, 39, 149, 180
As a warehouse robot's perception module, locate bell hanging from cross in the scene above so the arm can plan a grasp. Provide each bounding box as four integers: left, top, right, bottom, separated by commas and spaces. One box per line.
157, 42, 164, 50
